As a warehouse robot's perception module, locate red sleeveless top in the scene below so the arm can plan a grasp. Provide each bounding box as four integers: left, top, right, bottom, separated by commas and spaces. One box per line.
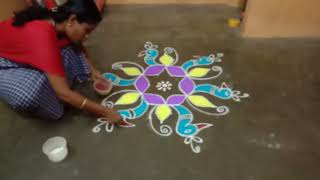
0, 19, 68, 76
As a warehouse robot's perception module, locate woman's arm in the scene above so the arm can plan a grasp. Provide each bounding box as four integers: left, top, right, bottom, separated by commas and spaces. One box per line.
46, 73, 121, 123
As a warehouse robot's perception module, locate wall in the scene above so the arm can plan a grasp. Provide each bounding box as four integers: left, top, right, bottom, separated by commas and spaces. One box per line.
0, 0, 240, 22
107, 0, 239, 6
242, 0, 320, 37
0, 1, 26, 21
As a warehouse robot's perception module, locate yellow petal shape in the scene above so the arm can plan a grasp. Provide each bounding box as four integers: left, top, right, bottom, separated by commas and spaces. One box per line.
188, 95, 216, 108
155, 105, 172, 123
115, 92, 140, 105
121, 67, 142, 76
188, 68, 211, 78
159, 54, 174, 66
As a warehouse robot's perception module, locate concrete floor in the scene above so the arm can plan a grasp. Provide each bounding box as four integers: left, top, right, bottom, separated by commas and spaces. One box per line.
1, 4, 320, 180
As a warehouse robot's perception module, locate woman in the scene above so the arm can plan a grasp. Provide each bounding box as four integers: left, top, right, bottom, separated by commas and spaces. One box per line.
0, 0, 121, 123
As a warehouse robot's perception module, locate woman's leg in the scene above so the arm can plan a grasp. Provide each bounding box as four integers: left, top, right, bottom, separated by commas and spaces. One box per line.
0, 64, 64, 120
0, 46, 91, 120
33, 73, 65, 120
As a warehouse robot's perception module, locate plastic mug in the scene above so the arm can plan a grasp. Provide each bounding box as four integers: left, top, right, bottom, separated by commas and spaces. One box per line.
42, 136, 68, 163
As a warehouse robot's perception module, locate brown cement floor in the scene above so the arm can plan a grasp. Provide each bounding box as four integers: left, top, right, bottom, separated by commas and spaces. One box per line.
1, 4, 320, 180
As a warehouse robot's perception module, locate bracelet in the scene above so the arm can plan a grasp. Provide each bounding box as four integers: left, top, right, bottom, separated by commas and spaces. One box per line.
80, 98, 88, 109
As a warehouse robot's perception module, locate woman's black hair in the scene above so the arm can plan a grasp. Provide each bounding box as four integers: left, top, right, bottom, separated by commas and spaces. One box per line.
12, 0, 102, 26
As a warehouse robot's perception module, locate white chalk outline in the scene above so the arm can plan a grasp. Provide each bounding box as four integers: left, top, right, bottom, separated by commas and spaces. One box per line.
148, 106, 173, 137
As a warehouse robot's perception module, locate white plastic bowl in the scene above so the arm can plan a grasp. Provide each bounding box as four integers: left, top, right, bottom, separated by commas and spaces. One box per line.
42, 136, 68, 163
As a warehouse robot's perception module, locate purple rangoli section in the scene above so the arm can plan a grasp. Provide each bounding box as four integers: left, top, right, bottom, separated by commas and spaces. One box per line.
135, 76, 150, 92
167, 66, 186, 77
179, 77, 196, 95
144, 65, 165, 76
143, 93, 166, 105
137, 64, 196, 104
166, 95, 186, 105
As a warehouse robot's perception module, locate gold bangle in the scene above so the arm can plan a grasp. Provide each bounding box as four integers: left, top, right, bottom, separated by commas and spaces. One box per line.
80, 98, 88, 109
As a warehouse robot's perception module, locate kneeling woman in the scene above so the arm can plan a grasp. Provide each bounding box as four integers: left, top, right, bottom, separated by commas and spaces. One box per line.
0, 0, 121, 123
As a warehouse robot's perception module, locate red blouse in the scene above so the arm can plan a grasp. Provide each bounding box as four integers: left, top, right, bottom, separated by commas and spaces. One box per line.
0, 19, 67, 76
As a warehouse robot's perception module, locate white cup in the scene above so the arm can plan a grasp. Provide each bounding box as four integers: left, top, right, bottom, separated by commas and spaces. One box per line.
42, 136, 68, 163
94, 79, 113, 96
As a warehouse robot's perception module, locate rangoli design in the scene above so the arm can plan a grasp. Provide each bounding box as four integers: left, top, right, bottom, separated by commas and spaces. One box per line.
93, 42, 249, 153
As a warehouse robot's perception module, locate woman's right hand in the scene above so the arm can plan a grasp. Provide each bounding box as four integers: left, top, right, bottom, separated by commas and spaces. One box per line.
47, 74, 123, 124
103, 107, 122, 124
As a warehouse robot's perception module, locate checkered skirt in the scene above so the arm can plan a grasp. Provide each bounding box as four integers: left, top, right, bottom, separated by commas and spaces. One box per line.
0, 46, 91, 120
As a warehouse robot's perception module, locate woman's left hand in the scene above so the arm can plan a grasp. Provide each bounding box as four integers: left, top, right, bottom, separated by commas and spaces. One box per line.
91, 69, 104, 82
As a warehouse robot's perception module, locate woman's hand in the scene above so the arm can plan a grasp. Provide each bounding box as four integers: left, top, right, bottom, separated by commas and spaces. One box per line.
103, 107, 123, 124
90, 68, 104, 82
46, 73, 122, 124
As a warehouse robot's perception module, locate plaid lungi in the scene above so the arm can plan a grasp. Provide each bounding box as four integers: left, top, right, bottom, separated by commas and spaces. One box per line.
0, 46, 91, 120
